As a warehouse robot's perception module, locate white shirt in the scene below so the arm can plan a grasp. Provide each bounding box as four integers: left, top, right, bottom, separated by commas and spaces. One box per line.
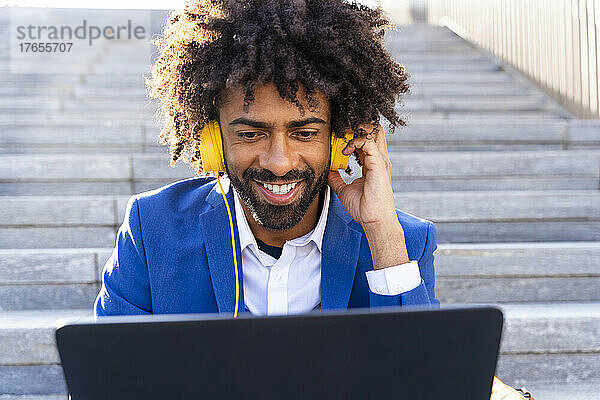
232, 185, 421, 316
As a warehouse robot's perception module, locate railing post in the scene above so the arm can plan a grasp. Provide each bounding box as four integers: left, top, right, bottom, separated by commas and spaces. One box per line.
410, 0, 428, 23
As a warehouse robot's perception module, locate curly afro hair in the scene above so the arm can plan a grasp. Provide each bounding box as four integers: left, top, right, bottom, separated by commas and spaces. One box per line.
146, 0, 409, 172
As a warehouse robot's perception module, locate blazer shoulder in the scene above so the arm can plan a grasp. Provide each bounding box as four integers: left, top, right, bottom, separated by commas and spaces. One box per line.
133, 177, 217, 212
395, 209, 434, 233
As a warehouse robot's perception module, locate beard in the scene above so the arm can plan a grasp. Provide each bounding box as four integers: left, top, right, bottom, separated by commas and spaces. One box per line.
226, 163, 329, 231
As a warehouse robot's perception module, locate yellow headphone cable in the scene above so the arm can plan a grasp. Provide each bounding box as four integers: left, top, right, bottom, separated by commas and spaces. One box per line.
216, 175, 240, 318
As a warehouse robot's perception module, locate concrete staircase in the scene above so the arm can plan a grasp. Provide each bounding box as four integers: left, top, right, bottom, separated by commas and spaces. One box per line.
0, 8, 598, 399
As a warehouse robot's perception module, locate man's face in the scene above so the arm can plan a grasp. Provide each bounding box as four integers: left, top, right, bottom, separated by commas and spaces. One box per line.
218, 83, 331, 230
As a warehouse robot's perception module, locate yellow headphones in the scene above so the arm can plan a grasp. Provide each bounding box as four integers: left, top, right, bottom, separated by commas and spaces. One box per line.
198, 120, 353, 173
203, 119, 352, 318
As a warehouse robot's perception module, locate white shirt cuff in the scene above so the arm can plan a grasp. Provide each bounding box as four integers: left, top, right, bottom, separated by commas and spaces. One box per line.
365, 261, 421, 296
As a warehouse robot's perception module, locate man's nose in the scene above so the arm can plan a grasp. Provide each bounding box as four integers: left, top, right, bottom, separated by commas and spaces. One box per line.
259, 135, 297, 178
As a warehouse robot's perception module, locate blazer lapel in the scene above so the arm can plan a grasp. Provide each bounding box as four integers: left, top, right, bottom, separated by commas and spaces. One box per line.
321, 193, 361, 310
199, 179, 245, 314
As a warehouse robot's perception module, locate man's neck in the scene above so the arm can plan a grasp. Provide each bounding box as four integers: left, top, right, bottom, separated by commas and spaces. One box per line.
241, 189, 325, 248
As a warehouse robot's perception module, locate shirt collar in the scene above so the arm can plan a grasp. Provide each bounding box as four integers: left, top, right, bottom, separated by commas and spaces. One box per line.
232, 183, 330, 253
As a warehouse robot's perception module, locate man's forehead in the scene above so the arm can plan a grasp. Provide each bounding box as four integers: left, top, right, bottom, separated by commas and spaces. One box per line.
218, 83, 330, 120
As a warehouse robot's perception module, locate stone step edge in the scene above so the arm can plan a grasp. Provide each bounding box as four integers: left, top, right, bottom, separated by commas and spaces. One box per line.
1, 243, 599, 286
0, 304, 597, 366
0, 301, 598, 329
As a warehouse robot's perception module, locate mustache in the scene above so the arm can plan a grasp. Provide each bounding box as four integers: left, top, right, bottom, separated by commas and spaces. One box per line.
242, 168, 315, 183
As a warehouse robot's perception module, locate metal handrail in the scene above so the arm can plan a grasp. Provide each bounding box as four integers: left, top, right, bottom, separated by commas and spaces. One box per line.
426, 0, 600, 119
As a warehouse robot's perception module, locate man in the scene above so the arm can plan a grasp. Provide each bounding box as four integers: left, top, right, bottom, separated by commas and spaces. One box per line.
93, 3, 537, 398
94, 0, 438, 317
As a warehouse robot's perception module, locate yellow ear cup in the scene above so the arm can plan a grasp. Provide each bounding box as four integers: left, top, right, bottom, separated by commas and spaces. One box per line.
199, 120, 226, 173
330, 131, 353, 171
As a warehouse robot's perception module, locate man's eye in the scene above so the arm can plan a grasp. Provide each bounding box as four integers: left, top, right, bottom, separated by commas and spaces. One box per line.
238, 132, 261, 140
295, 131, 317, 139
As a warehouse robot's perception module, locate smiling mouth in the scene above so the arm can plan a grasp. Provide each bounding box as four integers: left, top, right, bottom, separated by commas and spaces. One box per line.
257, 181, 300, 195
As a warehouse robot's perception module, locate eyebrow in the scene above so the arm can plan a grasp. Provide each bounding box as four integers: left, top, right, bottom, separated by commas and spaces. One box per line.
229, 118, 272, 129
286, 117, 327, 128
229, 117, 326, 129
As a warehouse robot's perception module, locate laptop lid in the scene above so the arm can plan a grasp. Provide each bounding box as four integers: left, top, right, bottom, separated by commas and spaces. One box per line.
56, 306, 503, 400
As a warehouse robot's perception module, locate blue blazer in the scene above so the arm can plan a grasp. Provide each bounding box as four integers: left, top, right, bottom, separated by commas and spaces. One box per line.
94, 177, 439, 317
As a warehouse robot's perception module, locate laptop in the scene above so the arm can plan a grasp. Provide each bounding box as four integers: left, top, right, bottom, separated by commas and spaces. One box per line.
56, 306, 503, 400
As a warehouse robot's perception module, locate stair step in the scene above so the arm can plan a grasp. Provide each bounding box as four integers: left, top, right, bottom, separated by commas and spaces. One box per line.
0, 284, 98, 311
2, 243, 598, 310
403, 63, 501, 72
0, 113, 152, 125
395, 190, 600, 243
570, 120, 600, 144
0, 75, 81, 84
0, 248, 109, 285
2, 151, 597, 194
408, 72, 515, 84
389, 150, 600, 191
436, 242, 600, 303
0, 309, 90, 364
0, 112, 566, 127
0, 98, 62, 112
0, 241, 598, 309
73, 86, 147, 97
0, 124, 146, 145
0, 191, 598, 247
391, 119, 567, 142
61, 98, 156, 111
0, 366, 67, 396
0, 248, 107, 310
394, 190, 600, 222
0, 310, 87, 395
0, 196, 120, 226
496, 302, 600, 353
0, 191, 596, 227
436, 242, 600, 276
401, 97, 555, 113
0, 227, 116, 249
438, 276, 600, 303
2, 120, 592, 153
390, 53, 498, 63
0, 153, 193, 181
392, 177, 599, 191
408, 85, 535, 96
388, 43, 481, 54
390, 150, 600, 175
2, 119, 577, 147
496, 353, 600, 388
403, 112, 566, 123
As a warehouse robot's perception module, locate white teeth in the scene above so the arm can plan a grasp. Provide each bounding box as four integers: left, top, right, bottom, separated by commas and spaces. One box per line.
261, 182, 298, 195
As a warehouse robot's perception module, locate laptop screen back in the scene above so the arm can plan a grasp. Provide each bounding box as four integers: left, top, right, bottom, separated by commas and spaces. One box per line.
56, 306, 503, 400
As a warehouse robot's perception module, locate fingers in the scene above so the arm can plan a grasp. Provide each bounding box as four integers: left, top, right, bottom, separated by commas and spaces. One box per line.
342, 130, 379, 156
342, 124, 391, 175
342, 124, 387, 157
327, 170, 347, 196
373, 124, 389, 160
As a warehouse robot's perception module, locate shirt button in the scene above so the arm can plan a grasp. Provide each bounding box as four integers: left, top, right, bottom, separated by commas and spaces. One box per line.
375, 287, 383, 294
274, 273, 282, 281
394, 284, 403, 292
